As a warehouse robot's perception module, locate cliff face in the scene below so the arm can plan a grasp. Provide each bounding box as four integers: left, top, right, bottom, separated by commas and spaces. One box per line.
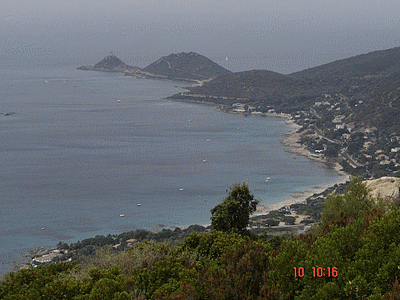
140, 52, 231, 81
365, 177, 400, 199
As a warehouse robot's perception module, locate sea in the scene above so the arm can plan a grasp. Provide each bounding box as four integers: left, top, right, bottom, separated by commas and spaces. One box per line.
0, 61, 345, 274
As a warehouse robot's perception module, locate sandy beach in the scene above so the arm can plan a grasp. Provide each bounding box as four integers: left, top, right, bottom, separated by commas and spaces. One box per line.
253, 114, 349, 216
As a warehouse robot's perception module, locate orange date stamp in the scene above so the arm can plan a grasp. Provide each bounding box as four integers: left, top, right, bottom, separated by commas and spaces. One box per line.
293, 267, 338, 278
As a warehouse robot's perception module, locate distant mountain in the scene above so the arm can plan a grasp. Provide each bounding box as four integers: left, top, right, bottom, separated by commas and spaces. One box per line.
291, 46, 400, 80
140, 52, 231, 81
77, 54, 140, 73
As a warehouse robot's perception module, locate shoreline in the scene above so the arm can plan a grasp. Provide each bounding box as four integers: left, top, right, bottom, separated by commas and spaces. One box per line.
168, 97, 350, 218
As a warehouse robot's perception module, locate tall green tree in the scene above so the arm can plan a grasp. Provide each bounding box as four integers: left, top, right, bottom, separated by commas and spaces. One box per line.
210, 183, 259, 235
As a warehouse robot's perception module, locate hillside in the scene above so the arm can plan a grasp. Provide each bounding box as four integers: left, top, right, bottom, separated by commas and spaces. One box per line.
188, 69, 295, 99
140, 52, 231, 81
291, 46, 400, 80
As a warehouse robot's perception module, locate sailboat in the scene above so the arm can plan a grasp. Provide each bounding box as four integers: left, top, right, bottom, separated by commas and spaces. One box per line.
225, 56, 229, 61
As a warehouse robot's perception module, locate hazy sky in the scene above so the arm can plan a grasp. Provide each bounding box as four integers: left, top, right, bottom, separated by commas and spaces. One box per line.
1, 0, 400, 73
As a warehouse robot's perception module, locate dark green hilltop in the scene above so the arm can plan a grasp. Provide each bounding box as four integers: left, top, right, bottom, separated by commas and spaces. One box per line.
140, 52, 232, 81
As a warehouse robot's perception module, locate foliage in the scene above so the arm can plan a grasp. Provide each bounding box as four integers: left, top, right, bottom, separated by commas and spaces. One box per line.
319, 175, 390, 227
210, 183, 259, 234
176, 230, 248, 262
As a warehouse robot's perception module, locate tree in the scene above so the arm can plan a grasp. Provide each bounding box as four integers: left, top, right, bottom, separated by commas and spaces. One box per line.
210, 183, 259, 235
319, 175, 388, 226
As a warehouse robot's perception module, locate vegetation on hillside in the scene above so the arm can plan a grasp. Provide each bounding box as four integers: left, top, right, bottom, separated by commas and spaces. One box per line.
2, 178, 400, 299
141, 52, 232, 81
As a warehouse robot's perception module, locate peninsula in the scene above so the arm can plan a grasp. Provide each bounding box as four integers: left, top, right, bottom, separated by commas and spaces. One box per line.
78, 52, 231, 83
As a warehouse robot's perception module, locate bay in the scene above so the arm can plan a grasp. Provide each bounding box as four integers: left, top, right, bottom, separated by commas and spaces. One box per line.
0, 63, 343, 274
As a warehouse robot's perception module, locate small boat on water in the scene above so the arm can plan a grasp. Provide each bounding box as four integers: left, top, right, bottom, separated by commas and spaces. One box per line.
119, 214, 125, 217
137, 203, 141, 206
179, 188, 184, 191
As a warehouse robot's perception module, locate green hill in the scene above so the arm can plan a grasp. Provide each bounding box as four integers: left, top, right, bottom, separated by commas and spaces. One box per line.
141, 52, 231, 81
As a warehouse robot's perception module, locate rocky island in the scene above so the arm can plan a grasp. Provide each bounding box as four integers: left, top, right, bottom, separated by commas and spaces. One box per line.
77, 52, 141, 73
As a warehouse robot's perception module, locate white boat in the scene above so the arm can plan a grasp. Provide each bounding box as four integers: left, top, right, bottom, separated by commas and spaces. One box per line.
137, 203, 141, 206
179, 188, 184, 191
119, 214, 125, 217
202, 159, 207, 162
117, 100, 121, 103
225, 56, 228, 61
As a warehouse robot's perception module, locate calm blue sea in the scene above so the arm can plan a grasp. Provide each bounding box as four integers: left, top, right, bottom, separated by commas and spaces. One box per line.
0, 62, 344, 274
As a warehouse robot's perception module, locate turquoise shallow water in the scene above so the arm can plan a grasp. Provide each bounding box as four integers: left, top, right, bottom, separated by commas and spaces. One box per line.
0, 64, 344, 274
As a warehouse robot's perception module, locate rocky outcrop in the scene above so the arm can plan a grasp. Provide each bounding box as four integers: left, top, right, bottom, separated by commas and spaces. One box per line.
364, 176, 400, 199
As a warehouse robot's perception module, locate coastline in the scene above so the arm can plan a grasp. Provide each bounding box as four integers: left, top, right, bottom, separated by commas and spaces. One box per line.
244, 111, 349, 216
167, 97, 350, 217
